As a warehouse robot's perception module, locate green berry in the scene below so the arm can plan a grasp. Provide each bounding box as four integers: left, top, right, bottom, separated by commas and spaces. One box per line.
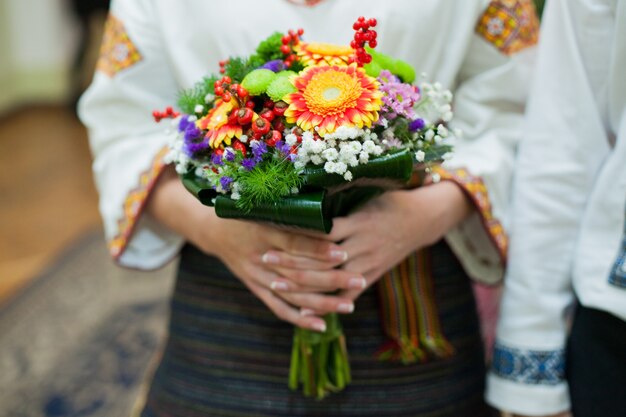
393, 60, 416, 83
241, 69, 277, 96
266, 71, 298, 102
364, 61, 383, 78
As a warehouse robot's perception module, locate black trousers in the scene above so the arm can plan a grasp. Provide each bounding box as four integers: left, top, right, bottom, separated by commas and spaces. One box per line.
567, 305, 626, 417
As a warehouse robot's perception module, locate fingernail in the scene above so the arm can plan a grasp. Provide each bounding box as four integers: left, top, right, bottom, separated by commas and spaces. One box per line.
348, 277, 366, 289
270, 281, 289, 291
330, 250, 348, 262
262, 253, 279, 264
300, 308, 316, 316
312, 322, 327, 333
338, 303, 355, 313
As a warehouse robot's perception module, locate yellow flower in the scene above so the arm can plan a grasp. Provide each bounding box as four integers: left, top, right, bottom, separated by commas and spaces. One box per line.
197, 98, 242, 148
295, 42, 353, 67
284, 64, 382, 136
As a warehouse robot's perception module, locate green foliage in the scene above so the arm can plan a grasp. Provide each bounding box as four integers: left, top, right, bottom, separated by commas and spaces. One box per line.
288, 60, 306, 73
253, 32, 285, 63
177, 74, 220, 114
236, 157, 304, 212
393, 118, 413, 143
224, 57, 259, 83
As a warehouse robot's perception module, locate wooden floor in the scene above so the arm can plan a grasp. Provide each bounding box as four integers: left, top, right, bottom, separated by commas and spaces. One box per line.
0, 105, 102, 305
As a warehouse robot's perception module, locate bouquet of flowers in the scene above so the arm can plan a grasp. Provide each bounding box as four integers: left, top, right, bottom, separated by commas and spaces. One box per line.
157, 17, 456, 399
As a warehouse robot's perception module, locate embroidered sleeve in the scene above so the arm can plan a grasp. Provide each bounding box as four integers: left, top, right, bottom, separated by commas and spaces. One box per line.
108, 146, 170, 260
431, 166, 508, 264
492, 342, 566, 385
476, 0, 540, 55
97, 14, 143, 77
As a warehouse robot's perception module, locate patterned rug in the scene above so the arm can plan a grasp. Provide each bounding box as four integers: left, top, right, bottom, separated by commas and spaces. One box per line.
0, 231, 176, 417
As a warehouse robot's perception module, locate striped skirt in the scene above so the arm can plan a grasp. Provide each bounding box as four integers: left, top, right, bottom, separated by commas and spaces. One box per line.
140, 241, 494, 417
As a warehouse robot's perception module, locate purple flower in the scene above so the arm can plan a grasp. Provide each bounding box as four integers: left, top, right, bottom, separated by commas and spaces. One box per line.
220, 176, 234, 191
178, 115, 192, 132
275, 140, 292, 156
224, 149, 236, 162
180, 115, 209, 157
251, 141, 268, 162
184, 124, 202, 142
378, 70, 400, 84
184, 138, 210, 156
261, 59, 286, 73
409, 118, 426, 132
242, 158, 257, 171
211, 153, 224, 166
377, 70, 420, 122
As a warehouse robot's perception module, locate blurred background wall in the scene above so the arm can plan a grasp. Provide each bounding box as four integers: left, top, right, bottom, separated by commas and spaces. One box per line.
0, 0, 80, 113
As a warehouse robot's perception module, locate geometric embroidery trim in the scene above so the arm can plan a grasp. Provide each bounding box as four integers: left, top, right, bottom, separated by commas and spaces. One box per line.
432, 166, 509, 264
96, 14, 142, 77
476, 0, 540, 55
108, 146, 170, 260
492, 342, 566, 385
609, 206, 626, 288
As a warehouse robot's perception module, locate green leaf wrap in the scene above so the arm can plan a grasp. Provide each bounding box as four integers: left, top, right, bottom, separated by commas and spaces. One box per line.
181, 149, 415, 233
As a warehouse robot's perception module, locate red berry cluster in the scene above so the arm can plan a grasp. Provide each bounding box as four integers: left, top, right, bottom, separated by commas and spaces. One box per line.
247, 99, 289, 144
214, 76, 249, 104
350, 16, 378, 66
219, 59, 229, 74
281, 28, 304, 68
152, 106, 180, 123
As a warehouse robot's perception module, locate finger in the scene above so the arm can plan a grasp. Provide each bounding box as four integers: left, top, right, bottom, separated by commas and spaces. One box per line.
270, 268, 367, 293
325, 212, 368, 242
267, 231, 348, 262
250, 283, 328, 332
280, 292, 355, 316
261, 250, 344, 270
337, 267, 386, 301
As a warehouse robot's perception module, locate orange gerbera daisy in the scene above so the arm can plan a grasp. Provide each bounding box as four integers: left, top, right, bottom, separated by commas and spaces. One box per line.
197, 98, 242, 148
294, 42, 353, 67
284, 64, 382, 136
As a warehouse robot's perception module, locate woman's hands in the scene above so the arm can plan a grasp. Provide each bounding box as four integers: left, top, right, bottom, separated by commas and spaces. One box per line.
268, 181, 472, 314
330, 181, 472, 300
200, 217, 366, 332
147, 166, 367, 331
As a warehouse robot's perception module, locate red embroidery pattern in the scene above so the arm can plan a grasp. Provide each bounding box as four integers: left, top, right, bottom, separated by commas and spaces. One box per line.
97, 14, 142, 77
109, 146, 170, 259
432, 166, 508, 263
476, 0, 540, 55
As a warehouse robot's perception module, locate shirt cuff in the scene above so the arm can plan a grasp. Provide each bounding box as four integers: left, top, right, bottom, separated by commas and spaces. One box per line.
432, 166, 507, 284
108, 145, 183, 270
487, 374, 570, 415
486, 341, 570, 415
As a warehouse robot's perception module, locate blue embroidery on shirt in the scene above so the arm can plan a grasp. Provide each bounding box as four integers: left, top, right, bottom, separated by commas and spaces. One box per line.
609, 206, 626, 288
491, 343, 565, 385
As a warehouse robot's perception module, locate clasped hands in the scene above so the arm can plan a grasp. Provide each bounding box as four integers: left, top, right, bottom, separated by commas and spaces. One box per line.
212, 183, 468, 332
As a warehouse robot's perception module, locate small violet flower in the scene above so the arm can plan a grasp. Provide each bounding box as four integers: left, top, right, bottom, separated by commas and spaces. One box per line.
409, 118, 426, 132
260, 59, 286, 73
241, 158, 257, 171
275, 140, 292, 156
220, 176, 234, 192
224, 148, 236, 163
211, 153, 224, 166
